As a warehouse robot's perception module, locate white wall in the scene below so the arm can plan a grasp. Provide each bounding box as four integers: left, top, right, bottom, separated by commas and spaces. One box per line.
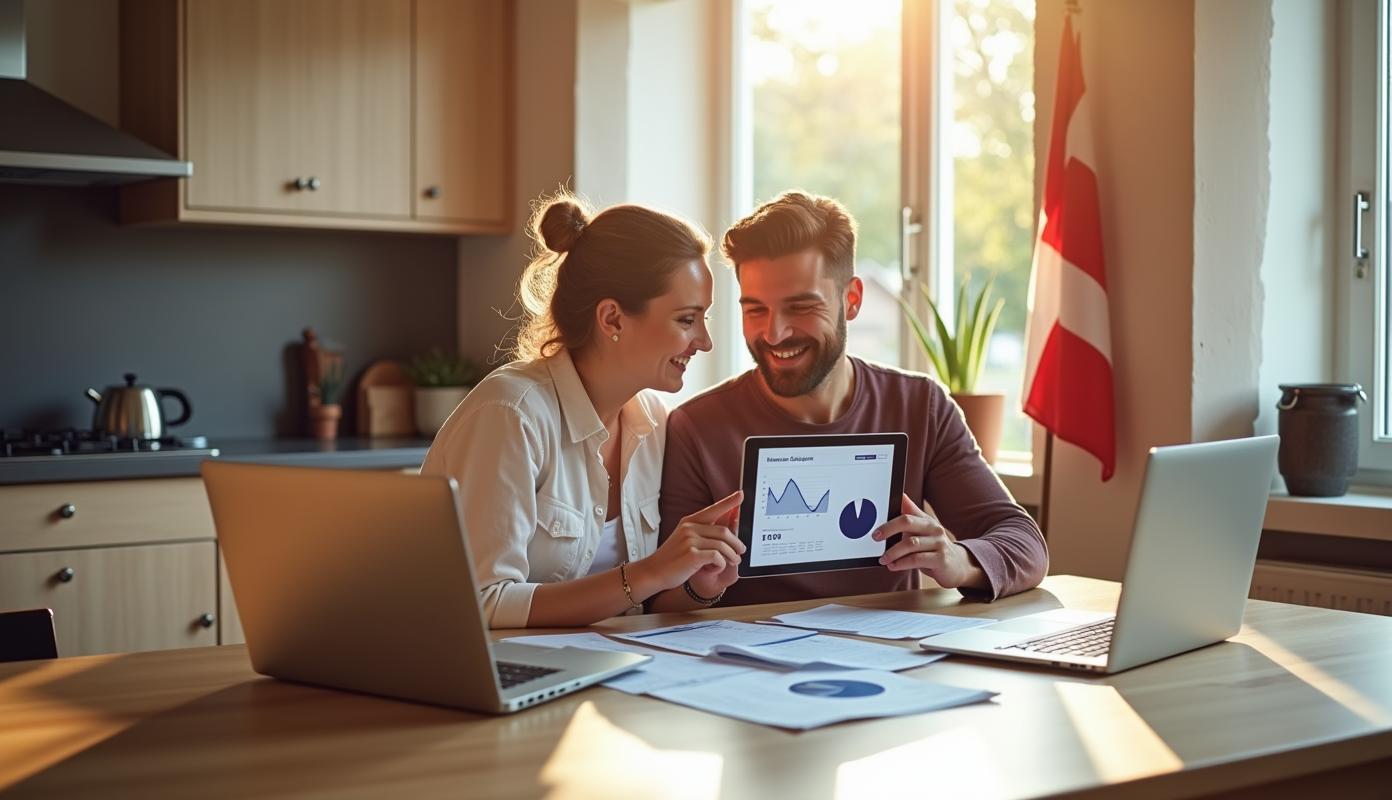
575, 0, 631, 206
1256, 0, 1338, 444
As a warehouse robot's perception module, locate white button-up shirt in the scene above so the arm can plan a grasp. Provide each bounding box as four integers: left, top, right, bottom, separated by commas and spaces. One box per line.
420, 349, 667, 628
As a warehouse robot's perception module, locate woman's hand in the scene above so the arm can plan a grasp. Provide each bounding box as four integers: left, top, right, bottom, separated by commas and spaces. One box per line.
632, 491, 744, 597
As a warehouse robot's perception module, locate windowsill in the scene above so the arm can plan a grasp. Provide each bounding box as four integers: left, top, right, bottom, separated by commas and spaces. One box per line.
1264, 486, 1392, 542
994, 462, 1392, 543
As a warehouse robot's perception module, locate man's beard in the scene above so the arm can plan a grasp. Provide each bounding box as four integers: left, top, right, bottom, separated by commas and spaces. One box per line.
749, 308, 848, 398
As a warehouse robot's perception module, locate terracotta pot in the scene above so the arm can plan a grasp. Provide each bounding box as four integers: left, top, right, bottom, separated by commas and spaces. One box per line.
311, 403, 342, 441
952, 393, 1005, 466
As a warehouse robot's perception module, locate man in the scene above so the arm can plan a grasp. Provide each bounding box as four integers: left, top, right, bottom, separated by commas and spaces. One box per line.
656, 191, 1046, 608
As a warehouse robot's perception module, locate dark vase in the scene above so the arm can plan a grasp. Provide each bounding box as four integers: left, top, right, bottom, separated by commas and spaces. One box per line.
1276, 383, 1366, 497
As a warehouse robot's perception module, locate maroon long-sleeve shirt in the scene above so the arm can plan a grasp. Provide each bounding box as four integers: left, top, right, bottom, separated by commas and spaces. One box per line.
659, 358, 1048, 604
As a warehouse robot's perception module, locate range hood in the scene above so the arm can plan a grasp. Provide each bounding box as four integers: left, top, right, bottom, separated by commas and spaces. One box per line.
0, 0, 191, 186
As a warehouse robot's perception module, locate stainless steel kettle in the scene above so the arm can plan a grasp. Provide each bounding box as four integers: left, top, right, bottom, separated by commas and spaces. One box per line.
84, 373, 192, 440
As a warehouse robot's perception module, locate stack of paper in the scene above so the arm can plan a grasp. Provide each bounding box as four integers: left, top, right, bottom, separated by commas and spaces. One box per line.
709, 634, 945, 671
652, 669, 996, 730
765, 604, 997, 640
610, 619, 817, 656
503, 632, 754, 694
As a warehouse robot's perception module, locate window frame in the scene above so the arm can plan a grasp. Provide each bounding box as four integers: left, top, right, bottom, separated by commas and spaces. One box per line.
1339, 0, 1392, 481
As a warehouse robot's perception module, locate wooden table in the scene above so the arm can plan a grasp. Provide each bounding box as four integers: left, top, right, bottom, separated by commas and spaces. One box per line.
2, 575, 1390, 799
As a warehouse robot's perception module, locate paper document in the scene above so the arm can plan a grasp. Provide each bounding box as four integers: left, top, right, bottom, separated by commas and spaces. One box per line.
612, 619, 816, 656
766, 604, 997, 640
502, 632, 754, 695
652, 669, 996, 730
710, 634, 946, 671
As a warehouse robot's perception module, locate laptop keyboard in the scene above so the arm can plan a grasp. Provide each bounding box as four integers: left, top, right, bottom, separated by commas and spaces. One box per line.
1003, 618, 1115, 658
496, 661, 561, 689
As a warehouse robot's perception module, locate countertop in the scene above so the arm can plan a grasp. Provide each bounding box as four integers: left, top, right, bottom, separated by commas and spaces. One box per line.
0, 437, 432, 485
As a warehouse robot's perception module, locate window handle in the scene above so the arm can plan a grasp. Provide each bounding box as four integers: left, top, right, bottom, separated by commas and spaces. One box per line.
1354, 191, 1370, 279
900, 206, 923, 281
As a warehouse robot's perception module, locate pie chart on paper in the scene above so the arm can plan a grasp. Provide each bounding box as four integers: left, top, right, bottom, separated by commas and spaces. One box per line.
838, 499, 877, 540
788, 679, 886, 698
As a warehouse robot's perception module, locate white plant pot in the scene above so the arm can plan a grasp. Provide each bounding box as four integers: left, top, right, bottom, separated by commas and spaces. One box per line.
414, 386, 471, 436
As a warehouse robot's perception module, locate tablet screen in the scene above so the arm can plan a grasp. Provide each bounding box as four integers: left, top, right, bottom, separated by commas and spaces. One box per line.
739, 434, 908, 576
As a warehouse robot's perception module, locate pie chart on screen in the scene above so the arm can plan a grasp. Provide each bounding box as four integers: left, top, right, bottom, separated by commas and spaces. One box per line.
838, 499, 876, 539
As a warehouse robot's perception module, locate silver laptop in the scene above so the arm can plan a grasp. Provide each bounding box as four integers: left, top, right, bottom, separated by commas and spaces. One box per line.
202, 461, 650, 712
921, 435, 1279, 674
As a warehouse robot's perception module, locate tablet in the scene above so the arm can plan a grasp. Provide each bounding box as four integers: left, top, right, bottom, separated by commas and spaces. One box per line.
737, 433, 909, 577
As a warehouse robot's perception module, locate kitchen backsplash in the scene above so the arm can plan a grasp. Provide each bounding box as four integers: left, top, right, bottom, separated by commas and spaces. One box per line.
0, 184, 459, 437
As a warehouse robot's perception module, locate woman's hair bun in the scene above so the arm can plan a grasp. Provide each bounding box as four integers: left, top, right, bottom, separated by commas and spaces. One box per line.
537, 199, 590, 254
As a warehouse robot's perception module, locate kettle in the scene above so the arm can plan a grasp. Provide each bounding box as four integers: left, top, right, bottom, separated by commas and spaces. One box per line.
84, 373, 192, 440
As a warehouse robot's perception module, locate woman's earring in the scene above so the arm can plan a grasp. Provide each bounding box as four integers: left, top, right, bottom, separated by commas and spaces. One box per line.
611, 334, 620, 343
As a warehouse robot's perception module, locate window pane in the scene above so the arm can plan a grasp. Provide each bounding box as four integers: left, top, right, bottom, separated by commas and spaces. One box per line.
747, 0, 902, 366
949, 0, 1035, 455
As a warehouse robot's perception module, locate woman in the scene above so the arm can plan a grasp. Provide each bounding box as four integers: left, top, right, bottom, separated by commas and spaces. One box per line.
422, 194, 745, 628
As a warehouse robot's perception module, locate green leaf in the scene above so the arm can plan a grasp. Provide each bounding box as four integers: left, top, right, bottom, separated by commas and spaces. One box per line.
920, 284, 962, 392
896, 295, 950, 384
962, 276, 996, 393
970, 298, 1005, 393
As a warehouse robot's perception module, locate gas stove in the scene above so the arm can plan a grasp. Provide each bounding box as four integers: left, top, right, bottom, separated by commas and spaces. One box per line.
1, 428, 217, 458
0, 429, 220, 484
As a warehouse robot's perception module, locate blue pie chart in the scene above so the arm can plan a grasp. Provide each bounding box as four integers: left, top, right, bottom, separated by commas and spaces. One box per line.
839, 499, 877, 539
788, 679, 886, 698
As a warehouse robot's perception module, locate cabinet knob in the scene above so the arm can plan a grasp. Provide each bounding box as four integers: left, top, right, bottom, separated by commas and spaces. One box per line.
424, 185, 441, 199
58, 503, 77, 519
198, 612, 216, 629
306, 176, 321, 191
56, 567, 75, 583
292, 176, 309, 191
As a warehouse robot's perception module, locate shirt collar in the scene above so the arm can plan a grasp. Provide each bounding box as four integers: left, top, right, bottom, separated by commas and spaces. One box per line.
545, 349, 658, 444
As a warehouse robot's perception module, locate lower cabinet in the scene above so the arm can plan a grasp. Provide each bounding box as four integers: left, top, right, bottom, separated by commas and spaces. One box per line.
0, 477, 238, 657
0, 541, 218, 657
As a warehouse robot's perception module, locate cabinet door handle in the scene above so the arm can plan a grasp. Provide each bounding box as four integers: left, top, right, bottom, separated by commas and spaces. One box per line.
58, 504, 77, 519
198, 613, 216, 629
424, 185, 441, 199
56, 567, 75, 583
306, 176, 321, 192
293, 177, 309, 191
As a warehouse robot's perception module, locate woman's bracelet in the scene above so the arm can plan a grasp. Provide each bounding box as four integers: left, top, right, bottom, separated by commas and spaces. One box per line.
618, 562, 643, 611
682, 579, 724, 606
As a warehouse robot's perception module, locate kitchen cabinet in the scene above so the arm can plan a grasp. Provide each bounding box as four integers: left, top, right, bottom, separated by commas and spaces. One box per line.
0, 478, 239, 656
414, 0, 511, 228
118, 0, 512, 235
0, 542, 217, 657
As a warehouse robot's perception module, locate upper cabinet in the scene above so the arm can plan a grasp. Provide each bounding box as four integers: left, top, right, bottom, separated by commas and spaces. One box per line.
119, 0, 512, 235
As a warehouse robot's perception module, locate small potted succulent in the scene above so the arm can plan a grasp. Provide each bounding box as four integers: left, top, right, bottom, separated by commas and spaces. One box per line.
311, 360, 344, 440
899, 273, 1007, 464
405, 349, 484, 435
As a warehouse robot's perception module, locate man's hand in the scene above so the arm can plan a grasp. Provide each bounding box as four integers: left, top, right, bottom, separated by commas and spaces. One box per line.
872, 494, 986, 590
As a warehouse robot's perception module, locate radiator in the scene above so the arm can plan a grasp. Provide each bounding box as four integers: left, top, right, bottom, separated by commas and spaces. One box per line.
1250, 559, 1392, 616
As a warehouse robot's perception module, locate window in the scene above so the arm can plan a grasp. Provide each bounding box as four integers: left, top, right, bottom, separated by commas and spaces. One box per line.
1342, 0, 1392, 478
738, 0, 1036, 462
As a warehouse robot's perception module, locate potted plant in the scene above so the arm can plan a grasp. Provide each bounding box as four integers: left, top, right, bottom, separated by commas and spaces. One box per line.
312, 360, 344, 441
405, 349, 484, 436
898, 274, 1007, 465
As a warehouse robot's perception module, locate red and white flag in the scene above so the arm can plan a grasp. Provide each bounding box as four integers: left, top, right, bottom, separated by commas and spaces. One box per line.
1023, 14, 1115, 481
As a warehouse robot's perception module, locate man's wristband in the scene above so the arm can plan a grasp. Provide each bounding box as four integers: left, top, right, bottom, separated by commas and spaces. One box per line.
682, 579, 724, 606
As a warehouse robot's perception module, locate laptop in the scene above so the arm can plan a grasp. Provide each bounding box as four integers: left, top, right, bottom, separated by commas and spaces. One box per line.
921, 435, 1279, 674
202, 461, 650, 712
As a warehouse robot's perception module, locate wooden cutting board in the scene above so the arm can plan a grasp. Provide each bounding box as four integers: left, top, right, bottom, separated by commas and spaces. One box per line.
355, 360, 415, 436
